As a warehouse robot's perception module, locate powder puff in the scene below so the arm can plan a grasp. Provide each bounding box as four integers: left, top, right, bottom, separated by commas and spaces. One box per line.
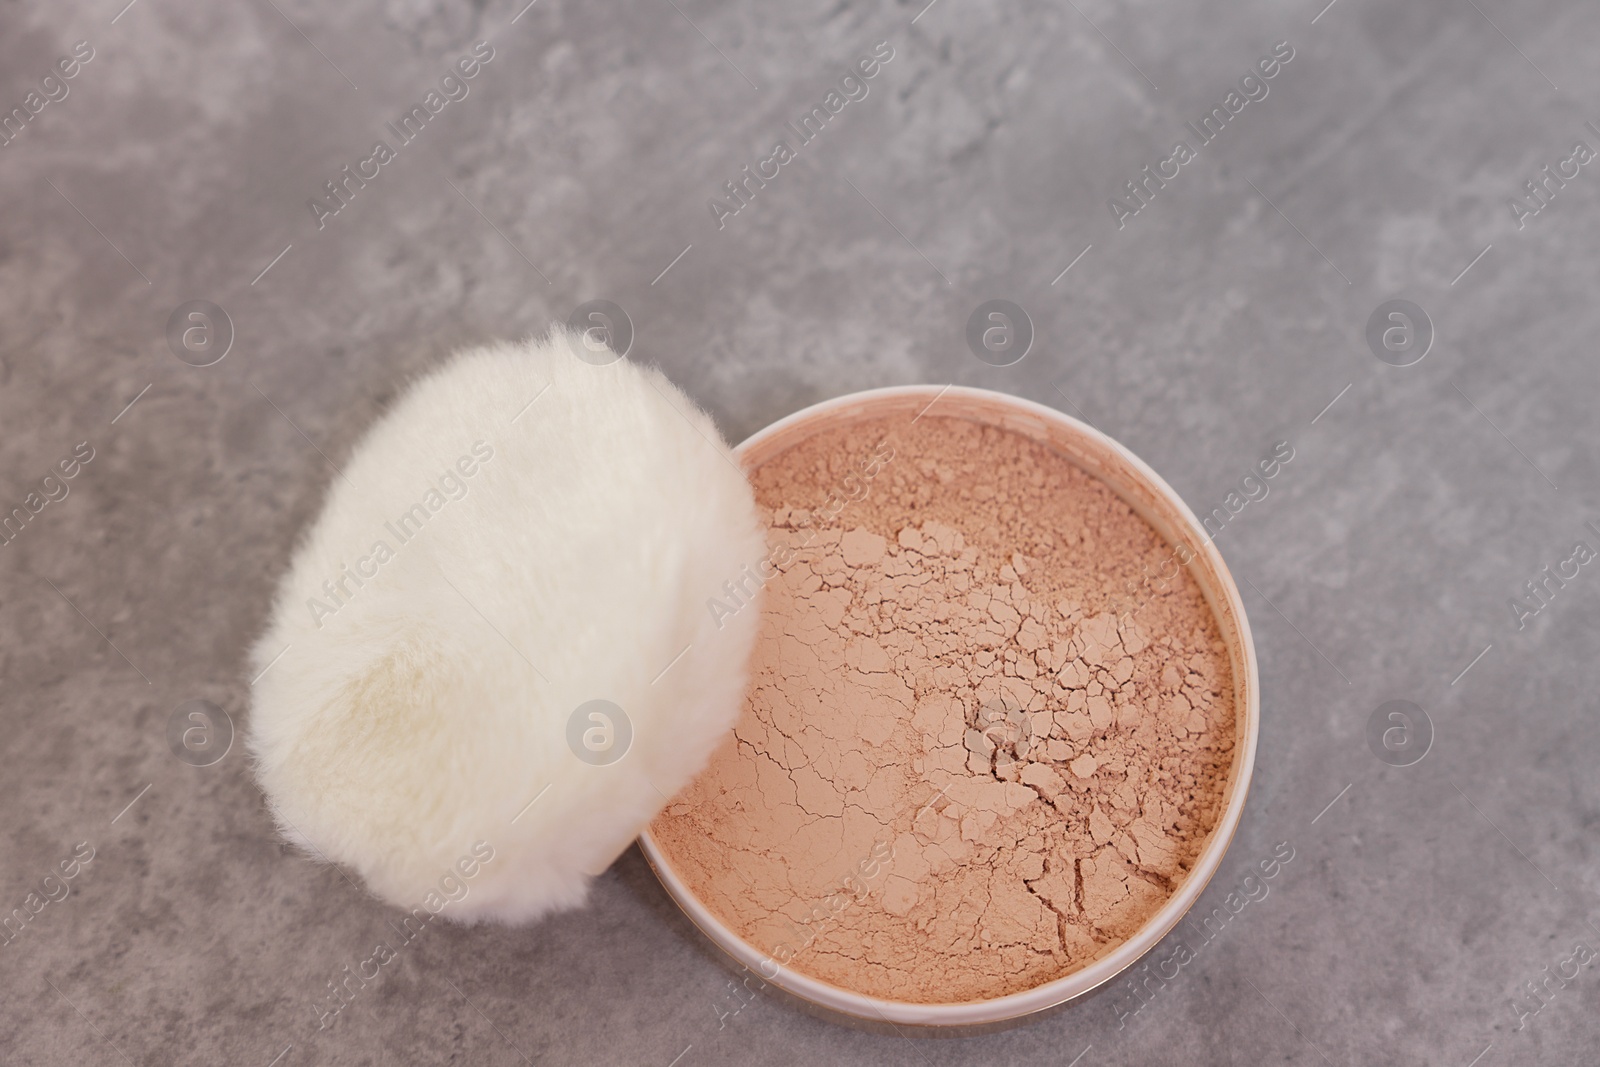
248, 331, 764, 922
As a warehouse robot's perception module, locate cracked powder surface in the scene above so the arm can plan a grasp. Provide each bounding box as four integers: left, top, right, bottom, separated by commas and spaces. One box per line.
650, 414, 1236, 1004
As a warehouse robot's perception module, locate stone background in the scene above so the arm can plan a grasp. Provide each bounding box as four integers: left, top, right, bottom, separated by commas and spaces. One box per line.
1, 0, 1597, 1062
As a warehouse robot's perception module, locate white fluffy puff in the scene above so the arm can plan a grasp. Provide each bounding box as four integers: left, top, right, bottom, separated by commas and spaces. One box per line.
248, 332, 764, 923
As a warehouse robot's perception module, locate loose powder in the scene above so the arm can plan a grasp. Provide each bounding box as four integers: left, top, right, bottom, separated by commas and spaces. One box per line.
650, 414, 1236, 1004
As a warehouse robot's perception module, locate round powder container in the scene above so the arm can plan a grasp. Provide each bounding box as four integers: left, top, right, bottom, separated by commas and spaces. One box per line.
641, 386, 1259, 1028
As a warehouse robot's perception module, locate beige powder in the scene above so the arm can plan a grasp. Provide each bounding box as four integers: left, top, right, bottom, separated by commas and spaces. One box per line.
651, 414, 1236, 1004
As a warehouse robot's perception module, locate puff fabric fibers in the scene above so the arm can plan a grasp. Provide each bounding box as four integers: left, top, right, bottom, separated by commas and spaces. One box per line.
247, 332, 765, 923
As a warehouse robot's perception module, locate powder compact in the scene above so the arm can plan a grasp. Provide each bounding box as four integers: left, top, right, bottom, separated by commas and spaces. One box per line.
642, 386, 1259, 1027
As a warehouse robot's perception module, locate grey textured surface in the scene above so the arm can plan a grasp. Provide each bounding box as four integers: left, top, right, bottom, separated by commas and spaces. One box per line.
2, 0, 1598, 1063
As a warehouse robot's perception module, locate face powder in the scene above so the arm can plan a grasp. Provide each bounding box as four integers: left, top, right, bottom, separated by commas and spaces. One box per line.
649, 408, 1238, 1006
